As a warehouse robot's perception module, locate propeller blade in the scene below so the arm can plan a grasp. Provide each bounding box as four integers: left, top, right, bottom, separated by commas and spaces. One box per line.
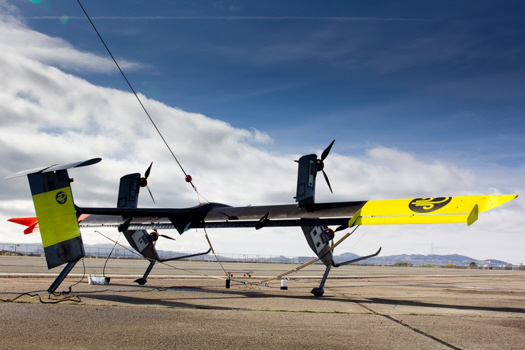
140, 162, 153, 188
320, 140, 335, 161
144, 162, 153, 179
146, 185, 156, 204
322, 169, 333, 194
159, 234, 176, 241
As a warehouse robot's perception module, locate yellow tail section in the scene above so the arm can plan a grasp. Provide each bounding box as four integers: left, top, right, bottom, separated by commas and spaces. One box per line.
32, 186, 82, 249
28, 171, 85, 269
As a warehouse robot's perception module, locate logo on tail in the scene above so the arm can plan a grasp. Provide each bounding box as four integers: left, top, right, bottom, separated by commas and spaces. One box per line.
56, 191, 67, 204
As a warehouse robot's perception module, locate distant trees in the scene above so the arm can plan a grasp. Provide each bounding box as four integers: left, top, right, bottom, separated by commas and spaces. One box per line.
420, 264, 439, 268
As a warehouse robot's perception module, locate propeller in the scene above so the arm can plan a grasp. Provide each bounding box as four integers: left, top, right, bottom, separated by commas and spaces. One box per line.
139, 162, 156, 204
324, 228, 335, 241
316, 140, 335, 194
149, 230, 176, 243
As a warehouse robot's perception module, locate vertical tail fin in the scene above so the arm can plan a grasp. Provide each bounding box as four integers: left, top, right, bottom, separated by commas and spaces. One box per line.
6, 158, 101, 269
28, 170, 84, 269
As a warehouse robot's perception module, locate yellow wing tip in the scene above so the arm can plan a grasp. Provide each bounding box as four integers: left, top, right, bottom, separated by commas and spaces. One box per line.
478, 194, 518, 212
348, 194, 518, 227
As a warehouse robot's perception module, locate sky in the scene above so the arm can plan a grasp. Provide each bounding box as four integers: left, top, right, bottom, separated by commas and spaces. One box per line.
0, 0, 523, 264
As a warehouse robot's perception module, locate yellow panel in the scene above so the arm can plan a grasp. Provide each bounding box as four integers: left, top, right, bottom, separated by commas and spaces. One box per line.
355, 214, 468, 226
361, 195, 517, 216
32, 187, 80, 248
348, 194, 517, 227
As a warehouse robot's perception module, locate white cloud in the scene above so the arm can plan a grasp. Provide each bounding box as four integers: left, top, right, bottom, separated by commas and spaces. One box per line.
0, 4, 139, 74
0, 5, 522, 265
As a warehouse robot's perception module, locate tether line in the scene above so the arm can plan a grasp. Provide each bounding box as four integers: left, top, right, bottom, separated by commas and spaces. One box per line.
75, 0, 197, 191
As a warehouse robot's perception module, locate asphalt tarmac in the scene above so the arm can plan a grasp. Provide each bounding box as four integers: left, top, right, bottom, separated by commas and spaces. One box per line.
1, 256, 524, 349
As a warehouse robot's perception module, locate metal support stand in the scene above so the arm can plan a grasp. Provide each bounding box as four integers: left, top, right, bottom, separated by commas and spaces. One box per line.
134, 260, 156, 285
47, 259, 79, 294
309, 247, 381, 297
310, 264, 332, 297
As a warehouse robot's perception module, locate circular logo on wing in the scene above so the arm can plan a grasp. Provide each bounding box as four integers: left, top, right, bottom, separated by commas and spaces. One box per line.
409, 197, 452, 213
56, 191, 68, 205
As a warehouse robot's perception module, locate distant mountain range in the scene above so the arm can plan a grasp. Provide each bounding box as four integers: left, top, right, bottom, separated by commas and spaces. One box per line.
0, 242, 513, 266
261, 252, 510, 266
334, 252, 510, 267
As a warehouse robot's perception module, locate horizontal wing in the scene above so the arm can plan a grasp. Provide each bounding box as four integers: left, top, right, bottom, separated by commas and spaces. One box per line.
12, 195, 515, 234
76, 201, 366, 233
74, 194, 517, 233
5, 158, 101, 179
